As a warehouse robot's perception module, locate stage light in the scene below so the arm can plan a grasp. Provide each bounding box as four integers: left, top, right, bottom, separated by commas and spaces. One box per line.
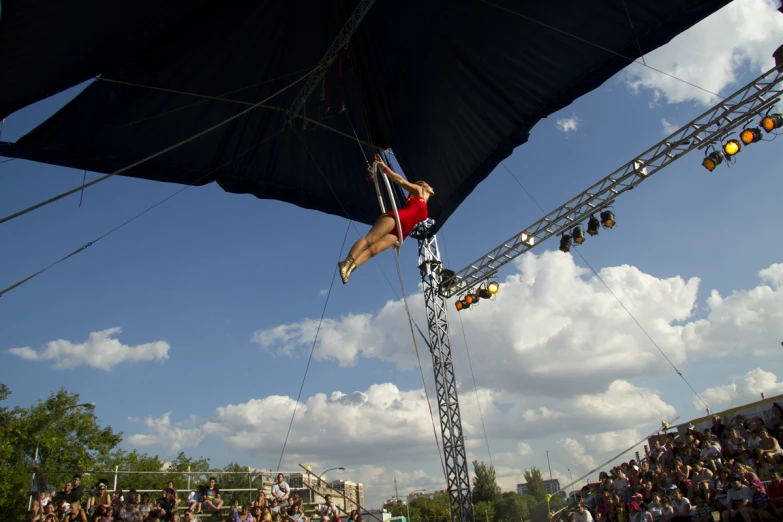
455, 299, 469, 311
465, 293, 477, 305
702, 151, 722, 172
587, 215, 600, 236
559, 234, 573, 253
572, 225, 585, 245
477, 287, 492, 299
600, 210, 615, 229
740, 127, 762, 145
487, 281, 499, 295
761, 114, 783, 133
722, 139, 741, 157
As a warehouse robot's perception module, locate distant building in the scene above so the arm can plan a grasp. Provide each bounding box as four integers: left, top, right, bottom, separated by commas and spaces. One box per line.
408, 490, 446, 503
517, 479, 565, 498
329, 480, 365, 511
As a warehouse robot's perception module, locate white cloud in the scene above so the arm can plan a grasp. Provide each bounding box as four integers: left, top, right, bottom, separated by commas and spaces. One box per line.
7, 327, 170, 370
661, 119, 679, 135
556, 116, 581, 132
319, 289, 328, 296
557, 438, 597, 470
127, 411, 205, 452
252, 254, 783, 401
623, 0, 783, 105
517, 441, 534, 457
695, 368, 783, 410
584, 429, 642, 455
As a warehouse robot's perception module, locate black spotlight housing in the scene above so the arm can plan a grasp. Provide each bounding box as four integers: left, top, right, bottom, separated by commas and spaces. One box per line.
559, 234, 573, 253
740, 127, 762, 145
572, 225, 585, 245
702, 151, 723, 172
587, 215, 600, 236
477, 287, 492, 299
600, 210, 615, 229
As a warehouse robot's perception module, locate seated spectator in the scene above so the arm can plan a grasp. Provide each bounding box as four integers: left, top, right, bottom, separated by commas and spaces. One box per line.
272, 474, 291, 507
119, 499, 143, 522
187, 485, 204, 514
57, 481, 81, 505
758, 429, 783, 463
201, 477, 224, 515
157, 488, 177, 521
164, 482, 178, 506
182, 510, 197, 522
91, 483, 112, 514
721, 477, 752, 522
139, 493, 154, 518
254, 489, 269, 509
689, 496, 711, 522
63, 500, 88, 522
320, 495, 341, 522
766, 471, 783, 516
231, 504, 256, 522
29, 476, 56, 507
749, 481, 776, 522
572, 504, 594, 522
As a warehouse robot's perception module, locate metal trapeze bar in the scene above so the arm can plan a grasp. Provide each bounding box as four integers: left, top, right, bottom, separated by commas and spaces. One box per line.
413, 220, 475, 522
285, 0, 377, 125
439, 61, 783, 299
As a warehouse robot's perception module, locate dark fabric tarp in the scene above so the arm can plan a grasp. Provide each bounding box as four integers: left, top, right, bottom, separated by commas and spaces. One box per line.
0, 0, 731, 232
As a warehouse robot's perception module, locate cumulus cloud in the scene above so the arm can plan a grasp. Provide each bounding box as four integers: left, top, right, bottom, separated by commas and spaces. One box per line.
252, 254, 783, 400
695, 368, 783, 410
558, 438, 597, 470
127, 411, 205, 452
661, 119, 679, 135
623, 0, 783, 105
556, 116, 580, 132
7, 327, 170, 370
584, 429, 643, 455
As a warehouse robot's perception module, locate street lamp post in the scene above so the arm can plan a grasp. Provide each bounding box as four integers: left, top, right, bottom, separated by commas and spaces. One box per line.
320, 467, 346, 509
407, 489, 426, 522
28, 402, 95, 509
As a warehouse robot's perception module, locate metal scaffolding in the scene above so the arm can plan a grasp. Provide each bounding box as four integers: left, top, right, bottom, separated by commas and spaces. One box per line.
413, 222, 474, 522
438, 61, 783, 299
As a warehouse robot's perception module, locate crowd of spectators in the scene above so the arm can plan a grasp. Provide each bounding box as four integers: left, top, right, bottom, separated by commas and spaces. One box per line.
563, 406, 783, 522
25, 471, 355, 522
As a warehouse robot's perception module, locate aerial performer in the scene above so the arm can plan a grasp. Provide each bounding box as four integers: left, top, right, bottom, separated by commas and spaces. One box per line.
338, 154, 435, 284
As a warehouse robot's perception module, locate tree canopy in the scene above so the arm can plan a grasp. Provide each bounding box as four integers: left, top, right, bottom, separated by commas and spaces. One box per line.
472, 460, 502, 505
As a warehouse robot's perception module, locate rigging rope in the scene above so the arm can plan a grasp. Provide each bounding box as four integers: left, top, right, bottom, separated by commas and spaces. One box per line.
94, 77, 390, 153
479, 0, 725, 101
0, 68, 316, 227
276, 220, 352, 472
0, 129, 284, 298
500, 161, 712, 411
297, 128, 450, 488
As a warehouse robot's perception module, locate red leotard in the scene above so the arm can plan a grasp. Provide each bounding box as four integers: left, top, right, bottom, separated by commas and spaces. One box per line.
386, 194, 428, 240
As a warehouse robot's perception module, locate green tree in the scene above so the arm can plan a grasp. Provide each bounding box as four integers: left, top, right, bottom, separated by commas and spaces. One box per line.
474, 500, 495, 522
411, 492, 450, 522
0, 385, 122, 520
215, 462, 255, 506
493, 491, 529, 522
522, 468, 546, 502
471, 460, 502, 504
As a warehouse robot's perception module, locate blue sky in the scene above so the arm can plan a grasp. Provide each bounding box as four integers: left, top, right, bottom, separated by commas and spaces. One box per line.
2, 0, 783, 507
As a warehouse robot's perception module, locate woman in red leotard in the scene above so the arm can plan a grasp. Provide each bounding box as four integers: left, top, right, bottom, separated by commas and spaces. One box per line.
338, 154, 434, 284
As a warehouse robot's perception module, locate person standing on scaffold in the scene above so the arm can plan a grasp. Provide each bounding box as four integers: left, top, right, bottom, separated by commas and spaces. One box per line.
338, 154, 435, 284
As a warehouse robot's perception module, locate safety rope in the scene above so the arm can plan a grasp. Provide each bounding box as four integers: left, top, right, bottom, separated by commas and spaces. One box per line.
297, 128, 450, 490
0, 129, 284, 298
276, 220, 352, 471
393, 249, 450, 486
500, 160, 712, 411
0, 69, 316, 227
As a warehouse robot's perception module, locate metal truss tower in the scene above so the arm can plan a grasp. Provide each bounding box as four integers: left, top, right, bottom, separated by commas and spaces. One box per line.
413, 221, 474, 522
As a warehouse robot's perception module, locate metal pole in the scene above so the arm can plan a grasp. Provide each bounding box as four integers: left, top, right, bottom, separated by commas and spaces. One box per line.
546, 451, 553, 482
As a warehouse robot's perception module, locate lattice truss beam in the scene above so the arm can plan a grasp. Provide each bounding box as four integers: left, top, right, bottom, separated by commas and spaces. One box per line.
417, 227, 475, 522
439, 63, 783, 299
